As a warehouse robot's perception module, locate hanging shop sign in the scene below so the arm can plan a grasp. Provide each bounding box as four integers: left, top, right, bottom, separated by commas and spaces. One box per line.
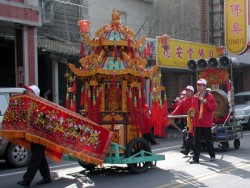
225, 0, 248, 54
156, 37, 221, 68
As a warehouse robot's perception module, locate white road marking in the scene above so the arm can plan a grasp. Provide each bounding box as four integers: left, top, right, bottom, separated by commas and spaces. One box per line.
156, 162, 250, 188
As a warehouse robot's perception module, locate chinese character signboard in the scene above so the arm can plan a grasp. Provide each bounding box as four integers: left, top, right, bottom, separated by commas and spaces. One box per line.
156, 37, 220, 68
225, 0, 248, 54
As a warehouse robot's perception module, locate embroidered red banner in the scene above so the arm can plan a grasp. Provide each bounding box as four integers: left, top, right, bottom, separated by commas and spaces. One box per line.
199, 68, 229, 85
0, 94, 113, 165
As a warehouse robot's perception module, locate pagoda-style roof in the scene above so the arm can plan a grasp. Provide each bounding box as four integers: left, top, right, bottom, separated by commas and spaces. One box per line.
68, 8, 158, 79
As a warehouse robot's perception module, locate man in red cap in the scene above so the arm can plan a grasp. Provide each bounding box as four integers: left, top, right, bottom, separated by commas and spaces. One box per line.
179, 90, 187, 100
17, 85, 51, 187
171, 85, 195, 154
190, 78, 217, 164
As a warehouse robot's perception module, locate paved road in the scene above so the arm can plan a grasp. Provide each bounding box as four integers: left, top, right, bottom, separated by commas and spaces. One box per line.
1, 129, 250, 188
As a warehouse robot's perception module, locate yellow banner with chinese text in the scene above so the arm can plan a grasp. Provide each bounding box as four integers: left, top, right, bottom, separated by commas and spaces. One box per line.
225, 0, 248, 54
156, 37, 220, 68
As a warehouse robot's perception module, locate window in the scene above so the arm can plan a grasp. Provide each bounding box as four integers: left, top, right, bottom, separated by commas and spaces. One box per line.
235, 94, 250, 105
41, 0, 54, 25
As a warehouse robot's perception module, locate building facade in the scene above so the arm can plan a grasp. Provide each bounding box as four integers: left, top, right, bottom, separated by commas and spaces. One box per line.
0, 0, 41, 87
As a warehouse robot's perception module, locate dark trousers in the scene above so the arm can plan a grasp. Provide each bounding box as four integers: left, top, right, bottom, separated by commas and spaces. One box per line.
182, 129, 186, 147
193, 127, 215, 162
23, 143, 50, 182
184, 133, 194, 153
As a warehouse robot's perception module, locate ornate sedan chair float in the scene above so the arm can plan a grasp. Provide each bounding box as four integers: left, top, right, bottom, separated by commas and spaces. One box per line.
66, 9, 166, 173
188, 55, 243, 151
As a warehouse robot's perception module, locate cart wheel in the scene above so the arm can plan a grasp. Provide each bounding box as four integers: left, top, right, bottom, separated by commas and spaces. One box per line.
125, 137, 151, 173
234, 139, 240, 149
221, 141, 229, 151
78, 160, 96, 170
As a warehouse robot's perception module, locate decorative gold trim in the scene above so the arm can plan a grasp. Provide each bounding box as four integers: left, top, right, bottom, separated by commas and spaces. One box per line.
130, 82, 141, 88
68, 63, 159, 78
100, 84, 105, 112
122, 80, 127, 112
90, 80, 98, 86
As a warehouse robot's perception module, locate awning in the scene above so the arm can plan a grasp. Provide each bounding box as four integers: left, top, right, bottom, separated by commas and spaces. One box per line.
38, 37, 80, 57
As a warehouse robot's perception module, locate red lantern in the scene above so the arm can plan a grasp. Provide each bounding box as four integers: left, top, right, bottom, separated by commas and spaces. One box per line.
78, 20, 91, 33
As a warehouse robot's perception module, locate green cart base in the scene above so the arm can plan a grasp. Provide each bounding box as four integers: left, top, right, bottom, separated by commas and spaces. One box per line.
64, 137, 165, 173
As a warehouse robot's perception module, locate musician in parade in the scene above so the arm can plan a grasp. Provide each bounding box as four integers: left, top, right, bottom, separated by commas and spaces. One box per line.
171, 85, 195, 154
179, 90, 187, 100
189, 78, 217, 164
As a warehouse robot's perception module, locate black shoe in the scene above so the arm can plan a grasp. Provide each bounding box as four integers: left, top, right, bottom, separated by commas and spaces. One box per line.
189, 160, 199, 164
180, 149, 188, 155
151, 142, 160, 145
17, 180, 30, 187
210, 157, 216, 161
190, 151, 194, 155
36, 179, 51, 185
